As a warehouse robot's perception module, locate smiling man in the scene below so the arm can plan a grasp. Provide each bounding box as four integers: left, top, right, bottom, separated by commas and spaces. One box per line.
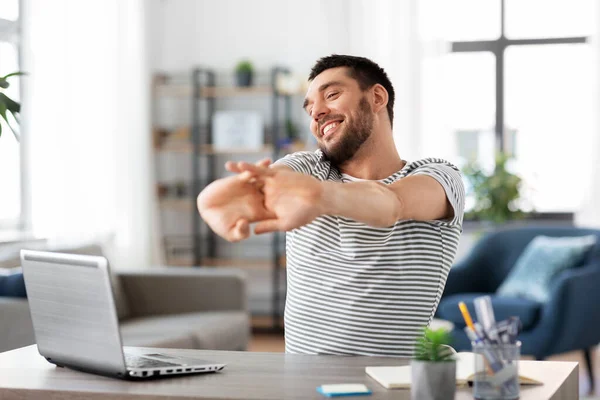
197, 54, 465, 357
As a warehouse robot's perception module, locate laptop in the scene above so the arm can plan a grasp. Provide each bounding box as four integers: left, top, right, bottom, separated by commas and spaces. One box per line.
20, 249, 226, 380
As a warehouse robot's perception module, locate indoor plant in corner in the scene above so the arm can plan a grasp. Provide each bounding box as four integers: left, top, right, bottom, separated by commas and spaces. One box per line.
412, 327, 456, 400
0, 71, 24, 140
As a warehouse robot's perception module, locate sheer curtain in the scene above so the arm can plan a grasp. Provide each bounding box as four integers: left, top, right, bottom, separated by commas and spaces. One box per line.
346, 0, 446, 161
576, 1, 600, 228
21, 0, 155, 268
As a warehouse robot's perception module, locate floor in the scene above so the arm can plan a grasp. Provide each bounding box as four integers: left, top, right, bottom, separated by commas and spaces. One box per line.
248, 334, 600, 398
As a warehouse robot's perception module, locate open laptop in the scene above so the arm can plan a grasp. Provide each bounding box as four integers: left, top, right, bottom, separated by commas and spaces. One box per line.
20, 249, 226, 380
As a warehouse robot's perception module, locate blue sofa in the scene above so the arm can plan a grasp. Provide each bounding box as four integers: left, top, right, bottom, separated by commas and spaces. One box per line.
436, 226, 600, 388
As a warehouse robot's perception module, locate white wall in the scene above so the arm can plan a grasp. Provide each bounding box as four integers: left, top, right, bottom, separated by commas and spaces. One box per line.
148, 0, 350, 75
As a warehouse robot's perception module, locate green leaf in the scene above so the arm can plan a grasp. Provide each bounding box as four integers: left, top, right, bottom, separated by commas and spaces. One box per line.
1, 71, 26, 80
0, 97, 7, 123
0, 78, 7, 89
0, 94, 20, 141
463, 151, 528, 223
413, 327, 454, 362
0, 93, 20, 114
0, 101, 7, 139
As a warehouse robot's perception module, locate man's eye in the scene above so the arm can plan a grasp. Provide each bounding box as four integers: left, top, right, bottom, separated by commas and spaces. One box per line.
326, 92, 339, 100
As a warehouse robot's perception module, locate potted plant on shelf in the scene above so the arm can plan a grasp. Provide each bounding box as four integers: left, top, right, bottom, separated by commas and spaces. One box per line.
234, 60, 254, 87
411, 327, 456, 400
0, 71, 25, 140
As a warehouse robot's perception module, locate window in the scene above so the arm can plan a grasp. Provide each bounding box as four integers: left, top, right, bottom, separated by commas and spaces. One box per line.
0, 0, 21, 227
432, 0, 593, 213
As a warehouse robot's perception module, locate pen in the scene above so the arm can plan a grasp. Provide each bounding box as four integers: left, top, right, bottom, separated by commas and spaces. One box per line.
474, 295, 496, 333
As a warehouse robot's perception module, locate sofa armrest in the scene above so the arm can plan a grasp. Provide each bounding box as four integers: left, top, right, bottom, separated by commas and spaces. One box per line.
116, 267, 247, 319
0, 298, 35, 352
532, 261, 600, 356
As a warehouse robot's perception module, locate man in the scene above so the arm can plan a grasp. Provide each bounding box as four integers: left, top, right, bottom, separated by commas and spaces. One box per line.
197, 55, 465, 357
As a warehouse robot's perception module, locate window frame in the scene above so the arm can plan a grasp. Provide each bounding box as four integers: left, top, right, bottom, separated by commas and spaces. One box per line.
451, 0, 588, 217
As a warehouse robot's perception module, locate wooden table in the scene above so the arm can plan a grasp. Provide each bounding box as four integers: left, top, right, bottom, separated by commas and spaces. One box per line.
0, 345, 578, 399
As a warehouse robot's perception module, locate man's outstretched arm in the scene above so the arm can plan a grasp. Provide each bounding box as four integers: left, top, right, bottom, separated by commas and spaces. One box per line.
232, 162, 462, 234
320, 175, 453, 227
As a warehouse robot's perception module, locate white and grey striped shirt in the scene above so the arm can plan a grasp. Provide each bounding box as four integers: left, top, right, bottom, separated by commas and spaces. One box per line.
275, 150, 465, 357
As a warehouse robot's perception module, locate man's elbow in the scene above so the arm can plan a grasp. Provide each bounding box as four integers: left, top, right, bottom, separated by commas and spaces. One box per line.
372, 184, 404, 227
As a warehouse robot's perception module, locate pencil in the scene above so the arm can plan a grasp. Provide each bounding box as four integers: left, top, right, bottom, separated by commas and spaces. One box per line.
458, 301, 476, 332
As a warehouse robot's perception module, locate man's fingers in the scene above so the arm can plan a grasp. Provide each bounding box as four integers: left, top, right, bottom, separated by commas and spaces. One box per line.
254, 219, 283, 235
236, 170, 254, 182
227, 159, 272, 175
237, 162, 275, 177
225, 161, 240, 173
257, 158, 272, 168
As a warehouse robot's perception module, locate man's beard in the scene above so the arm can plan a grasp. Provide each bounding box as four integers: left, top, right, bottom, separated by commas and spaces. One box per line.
319, 97, 373, 167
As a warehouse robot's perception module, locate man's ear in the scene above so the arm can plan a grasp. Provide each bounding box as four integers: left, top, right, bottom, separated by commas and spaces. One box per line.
371, 84, 389, 114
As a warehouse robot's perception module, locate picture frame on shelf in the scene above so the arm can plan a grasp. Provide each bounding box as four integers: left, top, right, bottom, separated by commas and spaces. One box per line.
212, 111, 263, 151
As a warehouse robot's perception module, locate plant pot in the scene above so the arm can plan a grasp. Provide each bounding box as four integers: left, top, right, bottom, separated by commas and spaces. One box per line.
411, 360, 456, 400
235, 70, 253, 87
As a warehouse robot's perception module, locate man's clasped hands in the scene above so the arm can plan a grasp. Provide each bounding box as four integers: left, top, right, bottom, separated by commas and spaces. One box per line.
197, 159, 325, 242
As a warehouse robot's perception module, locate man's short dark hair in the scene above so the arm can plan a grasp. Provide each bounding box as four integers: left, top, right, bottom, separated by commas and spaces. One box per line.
308, 54, 395, 128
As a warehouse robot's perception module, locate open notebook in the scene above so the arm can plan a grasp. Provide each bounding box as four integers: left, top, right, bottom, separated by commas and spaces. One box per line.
365, 352, 543, 389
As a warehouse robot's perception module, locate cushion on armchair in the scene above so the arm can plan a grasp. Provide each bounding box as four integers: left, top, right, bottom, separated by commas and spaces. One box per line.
496, 235, 597, 302
436, 293, 542, 331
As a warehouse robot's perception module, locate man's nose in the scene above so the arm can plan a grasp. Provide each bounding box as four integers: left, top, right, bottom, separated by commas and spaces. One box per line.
311, 101, 329, 122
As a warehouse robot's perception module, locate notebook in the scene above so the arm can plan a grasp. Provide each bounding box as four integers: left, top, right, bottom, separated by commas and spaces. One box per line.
365, 352, 543, 389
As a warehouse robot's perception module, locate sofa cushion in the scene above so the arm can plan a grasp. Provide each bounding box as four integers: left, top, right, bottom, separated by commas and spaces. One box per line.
0, 298, 35, 352
437, 293, 542, 331
496, 235, 597, 302
120, 311, 249, 351
0, 272, 26, 297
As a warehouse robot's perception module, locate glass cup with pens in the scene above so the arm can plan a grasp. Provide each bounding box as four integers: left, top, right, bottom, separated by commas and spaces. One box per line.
459, 296, 522, 400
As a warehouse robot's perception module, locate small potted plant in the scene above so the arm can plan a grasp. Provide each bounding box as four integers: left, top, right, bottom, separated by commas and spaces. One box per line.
412, 327, 456, 400
235, 60, 254, 87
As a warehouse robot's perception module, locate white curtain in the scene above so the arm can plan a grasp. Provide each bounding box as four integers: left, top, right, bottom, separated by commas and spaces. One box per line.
346, 0, 419, 161
345, 0, 449, 162
21, 0, 155, 268
575, 1, 600, 228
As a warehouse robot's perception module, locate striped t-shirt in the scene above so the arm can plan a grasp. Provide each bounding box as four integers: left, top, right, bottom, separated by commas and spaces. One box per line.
274, 150, 465, 357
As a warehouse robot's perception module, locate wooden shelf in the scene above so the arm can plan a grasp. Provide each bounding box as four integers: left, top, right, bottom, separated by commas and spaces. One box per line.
165, 256, 286, 269
156, 142, 275, 154
203, 257, 286, 269
159, 198, 194, 211
155, 84, 276, 98
251, 315, 284, 331
202, 86, 274, 97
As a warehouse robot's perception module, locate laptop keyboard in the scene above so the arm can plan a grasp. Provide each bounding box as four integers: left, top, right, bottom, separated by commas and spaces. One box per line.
124, 354, 180, 369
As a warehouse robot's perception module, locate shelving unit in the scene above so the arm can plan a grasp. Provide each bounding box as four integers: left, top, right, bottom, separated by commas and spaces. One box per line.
152, 66, 301, 331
